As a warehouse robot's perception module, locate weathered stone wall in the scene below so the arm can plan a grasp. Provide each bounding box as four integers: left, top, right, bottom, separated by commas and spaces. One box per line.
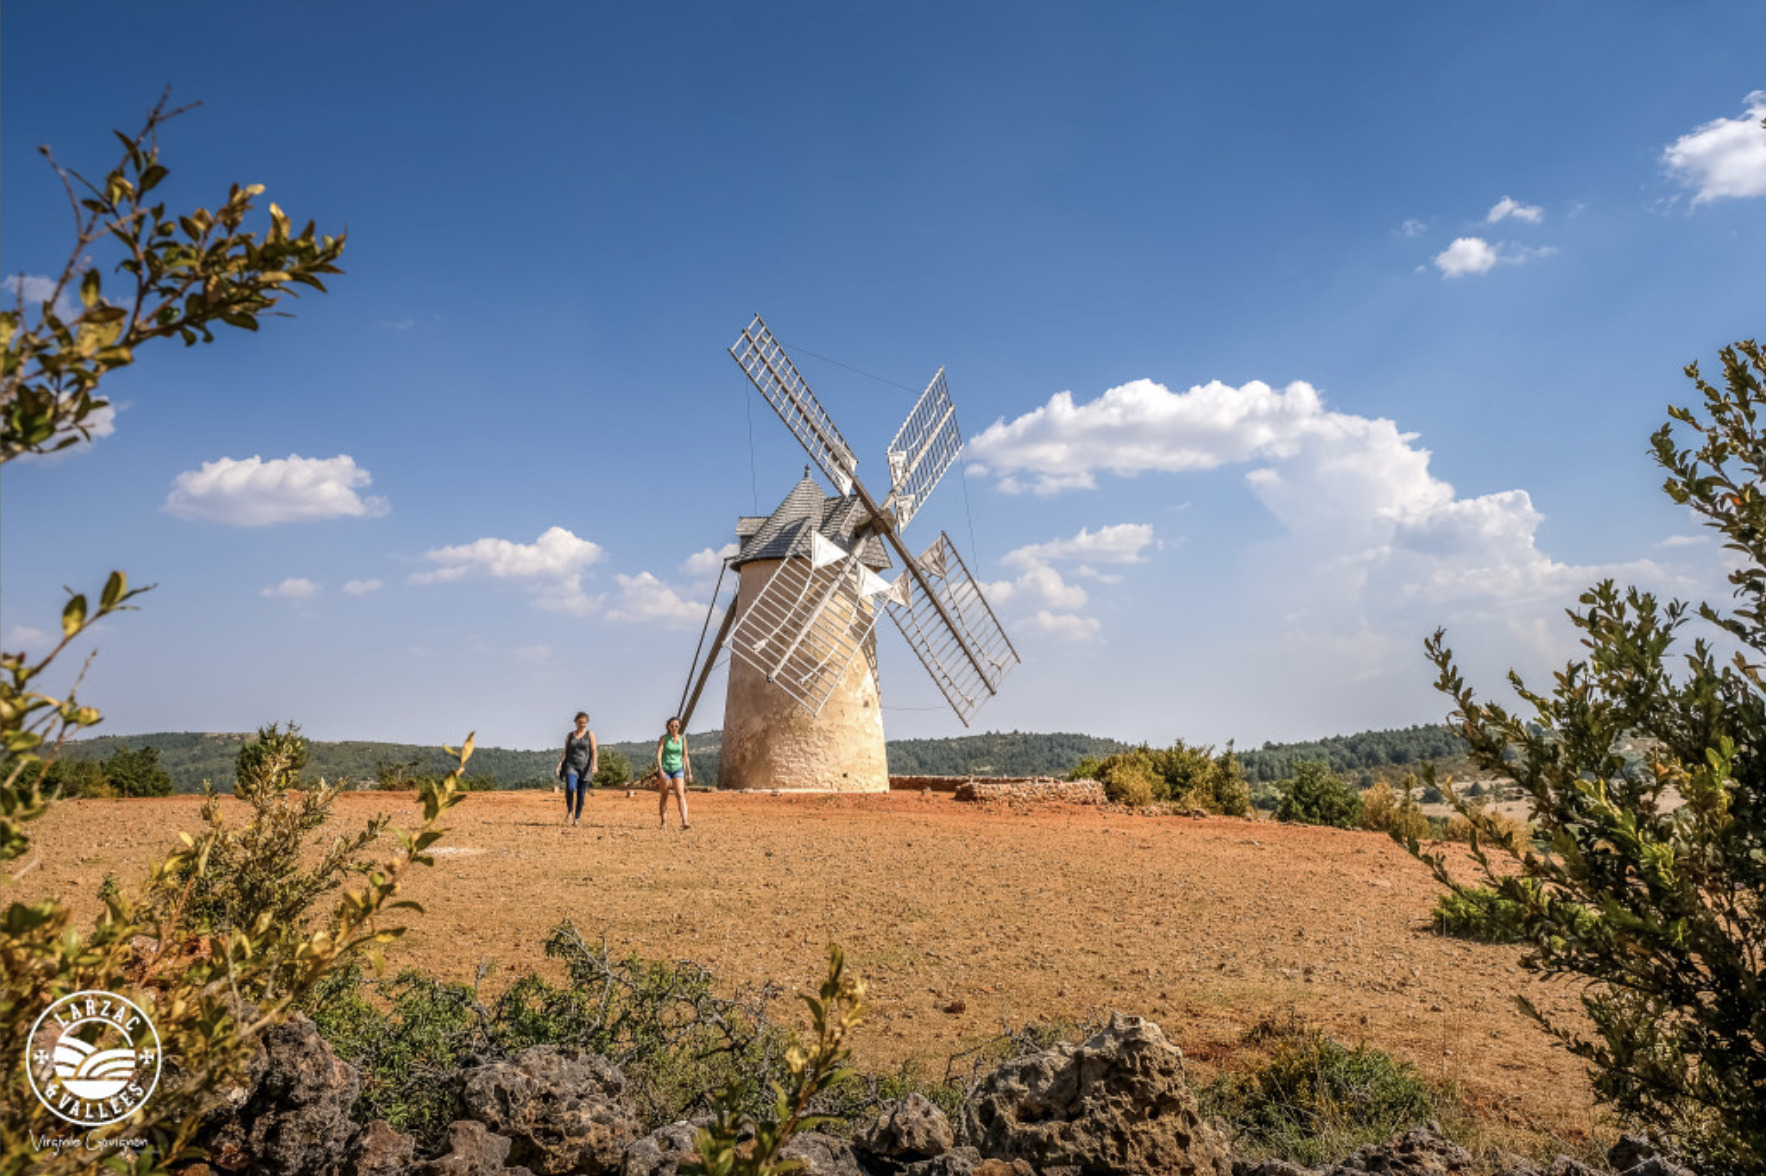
719, 558, 889, 793
953, 778, 1106, 804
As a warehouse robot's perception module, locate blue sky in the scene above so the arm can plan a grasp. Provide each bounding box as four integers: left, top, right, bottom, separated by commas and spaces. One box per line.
3, 3, 1763, 753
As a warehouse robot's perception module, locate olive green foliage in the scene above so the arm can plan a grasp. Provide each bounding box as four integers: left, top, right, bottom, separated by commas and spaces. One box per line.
14, 743, 174, 799
0, 99, 473, 1176
141, 723, 399, 997
594, 748, 634, 787
1430, 883, 1535, 943
686, 946, 867, 1176
1358, 778, 1430, 842
1274, 761, 1364, 829
1411, 340, 1766, 1172
1070, 739, 1250, 814
307, 920, 796, 1153
1199, 1014, 1439, 1166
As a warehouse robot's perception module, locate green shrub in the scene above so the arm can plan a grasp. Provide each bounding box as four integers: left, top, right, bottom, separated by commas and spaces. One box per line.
1274, 761, 1364, 828
1152, 740, 1252, 816
1358, 779, 1430, 842
1430, 885, 1530, 942
1408, 339, 1766, 1171
1099, 750, 1163, 806
1199, 1014, 1438, 1166
595, 748, 633, 788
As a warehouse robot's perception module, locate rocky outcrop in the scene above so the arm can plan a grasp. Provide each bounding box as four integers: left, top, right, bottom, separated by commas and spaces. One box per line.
963, 1013, 1232, 1176
460, 1046, 643, 1176
780, 1132, 866, 1176
345, 1120, 417, 1176
621, 1122, 702, 1176
201, 1013, 361, 1176
409, 1120, 535, 1176
1329, 1124, 1474, 1174
855, 1094, 956, 1165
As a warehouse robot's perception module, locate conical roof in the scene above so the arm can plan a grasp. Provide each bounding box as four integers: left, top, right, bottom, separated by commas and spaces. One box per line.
733, 472, 892, 571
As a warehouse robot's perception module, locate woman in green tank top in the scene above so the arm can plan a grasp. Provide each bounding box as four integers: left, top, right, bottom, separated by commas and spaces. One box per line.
655, 716, 692, 829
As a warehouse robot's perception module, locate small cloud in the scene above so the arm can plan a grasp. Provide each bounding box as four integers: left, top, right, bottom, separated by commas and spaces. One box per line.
1398, 218, 1429, 238
1025, 611, 1101, 642
1433, 237, 1553, 278
166, 454, 389, 526
1001, 524, 1156, 569
411, 526, 605, 615
262, 578, 319, 600
342, 578, 382, 595
1486, 196, 1544, 224
1664, 91, 1766, 204
606, 572, 707, 628
1434, 237, 1498, 277
1657, 534, 1711, 548
1, 273, 82, 322
4, 625, 51, 652
682, 543, 740, 577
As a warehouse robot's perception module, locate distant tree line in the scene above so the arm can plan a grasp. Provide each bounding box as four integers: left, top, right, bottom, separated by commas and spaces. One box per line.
1235, 724, 1467, 783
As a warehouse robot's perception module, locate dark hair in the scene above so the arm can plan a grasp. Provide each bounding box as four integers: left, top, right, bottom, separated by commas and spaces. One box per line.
574, 711, 590, 723
666, 716, 681, 728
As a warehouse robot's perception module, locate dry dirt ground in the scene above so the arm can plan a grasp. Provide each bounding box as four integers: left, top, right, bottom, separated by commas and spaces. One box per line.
14, 789, 1604, 1149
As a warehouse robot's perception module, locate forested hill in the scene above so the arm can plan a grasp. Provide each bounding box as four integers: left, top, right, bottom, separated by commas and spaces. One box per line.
64, 724, 1462, 793
1234, 723, 1466, 783
65, 728, 1130, 792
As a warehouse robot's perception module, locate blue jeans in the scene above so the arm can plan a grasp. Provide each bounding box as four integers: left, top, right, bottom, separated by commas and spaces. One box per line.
564, 771, 589, 817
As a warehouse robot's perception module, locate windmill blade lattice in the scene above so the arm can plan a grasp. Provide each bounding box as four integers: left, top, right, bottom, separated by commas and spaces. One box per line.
728, 533, 891, 714
885, 532, 1021, 726
730, 315, 859, 496
885, 367, 962, 531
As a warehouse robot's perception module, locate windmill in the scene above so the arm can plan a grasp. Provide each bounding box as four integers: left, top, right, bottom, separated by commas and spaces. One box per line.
676, 314, 1020, 792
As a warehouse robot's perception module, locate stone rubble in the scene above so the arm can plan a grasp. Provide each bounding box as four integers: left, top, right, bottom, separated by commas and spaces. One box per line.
186, 1009, 1698, 1176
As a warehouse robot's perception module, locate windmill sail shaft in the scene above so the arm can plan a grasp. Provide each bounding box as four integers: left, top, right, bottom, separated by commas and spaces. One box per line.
883, 531, 1020, 727
730, 315, 859, 496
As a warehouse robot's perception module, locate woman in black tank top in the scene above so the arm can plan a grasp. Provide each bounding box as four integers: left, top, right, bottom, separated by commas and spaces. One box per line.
555, 711, 597, 826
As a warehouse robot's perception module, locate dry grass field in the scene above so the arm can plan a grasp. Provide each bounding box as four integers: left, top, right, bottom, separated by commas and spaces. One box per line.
13, 788, 1606, 1151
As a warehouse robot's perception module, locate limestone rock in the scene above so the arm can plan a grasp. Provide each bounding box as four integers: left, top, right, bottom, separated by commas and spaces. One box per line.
621, 1122, 701, 1176
970, 1161, 1034, 1176
200, 1013, 361, 1176
346, 1120, 417, 1176
855, 1094, 956, 1162
460, 1046, 641, 1176
1327, 1125, 1475, 1175
962, 1013, 1232, 1176
410, 1120, 535, 1176
779, 1132, 865, 1176
892, 1146, 983, 1176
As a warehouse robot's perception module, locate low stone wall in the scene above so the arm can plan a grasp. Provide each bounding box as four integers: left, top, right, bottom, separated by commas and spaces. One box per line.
954, 778, 1107, 804
886, 775, 968, 792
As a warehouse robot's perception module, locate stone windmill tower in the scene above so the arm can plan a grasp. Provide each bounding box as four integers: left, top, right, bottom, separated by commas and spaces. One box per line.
677, 315, 1020, 792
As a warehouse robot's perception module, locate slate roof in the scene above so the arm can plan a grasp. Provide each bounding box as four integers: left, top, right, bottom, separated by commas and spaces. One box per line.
733, 473, 893, 571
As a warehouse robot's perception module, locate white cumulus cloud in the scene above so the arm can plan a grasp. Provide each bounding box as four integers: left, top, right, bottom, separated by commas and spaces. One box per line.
607, 572, 707, 628
1664, 91, 1766, 203
1025, 611, 1101, 642
971, 376, 1676, 623
1486, 196, 1544, 224
165, 455, 389, 525
342, 579, 382, 595
1432, 236, 1554, 278
682, 543, 740, 577
1434, 237, 1499, 277
262, 578, 319, 600
411, 526, 606, 615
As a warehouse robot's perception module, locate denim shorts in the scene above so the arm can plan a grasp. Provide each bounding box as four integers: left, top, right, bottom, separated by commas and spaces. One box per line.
661, 768, 686, 781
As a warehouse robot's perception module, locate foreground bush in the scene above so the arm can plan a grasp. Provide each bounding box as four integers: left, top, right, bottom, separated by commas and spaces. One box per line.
1198, 1014, 1439, 1166
1411, 339, 1766, 1172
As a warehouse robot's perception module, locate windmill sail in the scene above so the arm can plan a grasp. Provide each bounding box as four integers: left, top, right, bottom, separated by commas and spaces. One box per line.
884, 533, 1020, 726
730, 315, 859, 496
728, 537, 890, 715
885, 367, 962, 531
